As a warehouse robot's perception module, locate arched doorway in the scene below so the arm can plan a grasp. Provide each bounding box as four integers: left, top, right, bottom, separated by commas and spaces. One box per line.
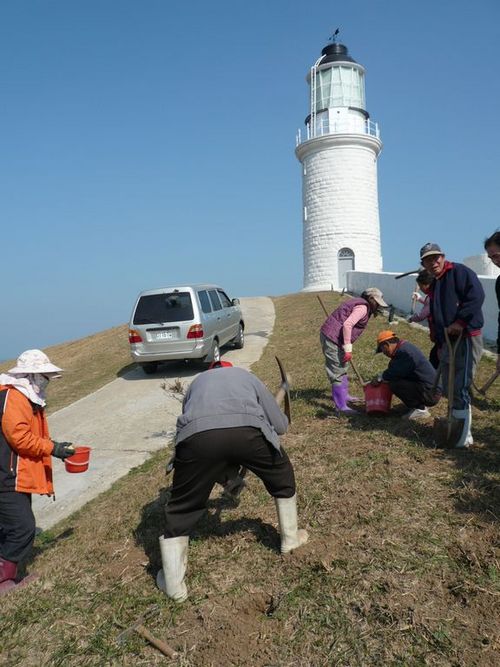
338, 247, 355, 289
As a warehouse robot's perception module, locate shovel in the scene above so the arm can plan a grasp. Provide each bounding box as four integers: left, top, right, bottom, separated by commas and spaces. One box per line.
433, 330, 464, 447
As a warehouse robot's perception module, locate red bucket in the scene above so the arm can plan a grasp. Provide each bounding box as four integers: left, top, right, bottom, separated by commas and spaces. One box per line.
364, 384, 393, 415
64, 446, 91, 474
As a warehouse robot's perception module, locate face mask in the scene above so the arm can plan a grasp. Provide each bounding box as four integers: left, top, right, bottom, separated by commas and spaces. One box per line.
31, 373, 50, 396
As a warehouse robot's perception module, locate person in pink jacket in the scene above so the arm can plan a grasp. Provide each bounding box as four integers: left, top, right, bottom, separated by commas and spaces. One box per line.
320, 288, 388, 413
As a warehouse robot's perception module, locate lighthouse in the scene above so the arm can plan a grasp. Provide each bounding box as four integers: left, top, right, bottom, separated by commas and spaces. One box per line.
295, 37, 383, 291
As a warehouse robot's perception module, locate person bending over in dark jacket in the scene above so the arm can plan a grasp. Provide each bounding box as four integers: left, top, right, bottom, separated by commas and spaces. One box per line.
371, 331, 441, 420
418, 243, 484, 448
156, 360, 308, 603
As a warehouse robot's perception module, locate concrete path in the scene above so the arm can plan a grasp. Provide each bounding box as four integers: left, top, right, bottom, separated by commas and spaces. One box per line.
33, 297, 275, 530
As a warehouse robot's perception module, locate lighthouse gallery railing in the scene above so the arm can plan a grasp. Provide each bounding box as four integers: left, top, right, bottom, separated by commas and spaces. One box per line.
296, 118, 380, 146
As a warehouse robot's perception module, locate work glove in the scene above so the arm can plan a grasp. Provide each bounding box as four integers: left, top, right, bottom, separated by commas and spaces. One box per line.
52, 441, 75, 459
343, 344, 352, 363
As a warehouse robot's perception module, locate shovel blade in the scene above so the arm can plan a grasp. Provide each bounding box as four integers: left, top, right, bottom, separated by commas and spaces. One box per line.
433, 416, 464, 448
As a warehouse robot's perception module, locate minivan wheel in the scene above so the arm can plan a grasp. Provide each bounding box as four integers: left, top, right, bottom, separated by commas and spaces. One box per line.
233, 324, 244, 349
209, 340, 220, 364
142, 362, 158, 375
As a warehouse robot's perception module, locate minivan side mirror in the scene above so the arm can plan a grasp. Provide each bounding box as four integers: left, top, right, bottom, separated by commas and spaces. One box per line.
231, 298, 240, 306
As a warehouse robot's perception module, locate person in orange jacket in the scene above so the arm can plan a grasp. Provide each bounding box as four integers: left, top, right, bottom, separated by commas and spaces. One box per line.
0, 349, 75, 595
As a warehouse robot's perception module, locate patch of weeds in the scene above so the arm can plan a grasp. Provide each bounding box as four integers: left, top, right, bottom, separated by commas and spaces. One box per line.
427, 623, 453, 654
80, 618, 124, 661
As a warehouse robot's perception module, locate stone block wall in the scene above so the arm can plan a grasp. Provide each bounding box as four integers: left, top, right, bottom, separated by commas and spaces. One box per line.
302, 144, 382, 291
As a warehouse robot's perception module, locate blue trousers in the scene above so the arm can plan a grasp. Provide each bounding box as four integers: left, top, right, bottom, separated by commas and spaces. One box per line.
440, 335, 483, 410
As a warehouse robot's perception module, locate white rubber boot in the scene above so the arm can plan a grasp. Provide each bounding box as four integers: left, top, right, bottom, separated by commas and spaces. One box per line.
452, 406, 472, 449
275, 495, 309, 554
156, 535, 189, 602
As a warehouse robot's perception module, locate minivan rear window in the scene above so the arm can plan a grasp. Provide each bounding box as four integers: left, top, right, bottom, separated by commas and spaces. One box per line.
133, 292, 194, 324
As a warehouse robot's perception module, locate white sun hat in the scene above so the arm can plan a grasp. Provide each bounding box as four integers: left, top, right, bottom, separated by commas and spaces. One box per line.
8, 349, 63, 375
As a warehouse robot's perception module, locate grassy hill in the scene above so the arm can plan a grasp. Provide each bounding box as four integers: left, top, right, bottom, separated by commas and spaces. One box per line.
0, 324, 132, 413
1, 293, 499, 666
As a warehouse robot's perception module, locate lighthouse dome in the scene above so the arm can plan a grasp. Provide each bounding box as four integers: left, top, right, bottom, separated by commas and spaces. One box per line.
320, 43, 357, 65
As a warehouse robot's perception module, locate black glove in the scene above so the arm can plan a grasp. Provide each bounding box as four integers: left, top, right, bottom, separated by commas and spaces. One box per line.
52, 441, 75, 459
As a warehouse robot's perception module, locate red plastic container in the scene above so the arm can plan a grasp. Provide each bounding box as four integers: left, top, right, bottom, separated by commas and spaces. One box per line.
364, 384, 393, 415
64, 446, 91, 473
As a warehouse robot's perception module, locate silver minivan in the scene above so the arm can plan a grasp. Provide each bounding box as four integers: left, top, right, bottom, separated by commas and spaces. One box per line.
128, 284, 244, 374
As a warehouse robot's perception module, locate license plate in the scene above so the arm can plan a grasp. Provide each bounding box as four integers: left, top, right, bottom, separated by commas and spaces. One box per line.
155, 331, 174, 340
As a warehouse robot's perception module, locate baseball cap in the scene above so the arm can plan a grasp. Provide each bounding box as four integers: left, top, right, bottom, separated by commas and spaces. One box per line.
363, 287, 388, 308
420, 242, 444, 261
376, 330, 398, 353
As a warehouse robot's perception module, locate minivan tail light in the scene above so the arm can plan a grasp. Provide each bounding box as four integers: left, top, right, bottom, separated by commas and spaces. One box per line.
187, 324, 204, 339
128, 329, 142, 344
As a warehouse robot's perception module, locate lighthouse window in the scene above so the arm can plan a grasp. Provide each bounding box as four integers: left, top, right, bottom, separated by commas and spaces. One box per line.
315, 66, 365, 110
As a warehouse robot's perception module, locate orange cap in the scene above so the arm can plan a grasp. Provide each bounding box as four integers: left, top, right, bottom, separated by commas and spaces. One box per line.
376, 330, 397, 352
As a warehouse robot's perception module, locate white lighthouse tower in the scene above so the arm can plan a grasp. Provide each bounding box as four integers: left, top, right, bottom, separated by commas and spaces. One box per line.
295, 37, 383, 291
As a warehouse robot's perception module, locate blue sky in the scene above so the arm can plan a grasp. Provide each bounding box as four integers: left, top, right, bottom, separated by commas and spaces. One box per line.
1, 1, 499, 359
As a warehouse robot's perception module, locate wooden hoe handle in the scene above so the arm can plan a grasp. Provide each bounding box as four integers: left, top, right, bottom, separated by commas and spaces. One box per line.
136, 624, 178, 659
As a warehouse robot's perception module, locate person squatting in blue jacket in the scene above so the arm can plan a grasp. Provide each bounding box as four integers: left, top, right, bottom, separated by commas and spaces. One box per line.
371, 331, 441, 420
419, 243, 484, 448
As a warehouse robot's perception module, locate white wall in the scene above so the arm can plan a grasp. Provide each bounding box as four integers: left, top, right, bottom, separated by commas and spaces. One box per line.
463, 254, 500, 278
297, 133, 382, 292
345, 270, 498, 344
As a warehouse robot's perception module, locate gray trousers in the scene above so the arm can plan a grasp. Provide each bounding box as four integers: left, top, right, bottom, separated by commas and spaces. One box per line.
440, 334, 482, 410
320, 332, 347, 386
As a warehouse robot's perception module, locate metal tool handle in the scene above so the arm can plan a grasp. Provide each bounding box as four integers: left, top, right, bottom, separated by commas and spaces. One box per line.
395, 269, 420, 280
275, 356, 291, 423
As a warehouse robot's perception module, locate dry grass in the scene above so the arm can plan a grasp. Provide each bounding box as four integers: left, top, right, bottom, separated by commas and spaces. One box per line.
0, 325, 132, 413
0, 293, 499, 666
